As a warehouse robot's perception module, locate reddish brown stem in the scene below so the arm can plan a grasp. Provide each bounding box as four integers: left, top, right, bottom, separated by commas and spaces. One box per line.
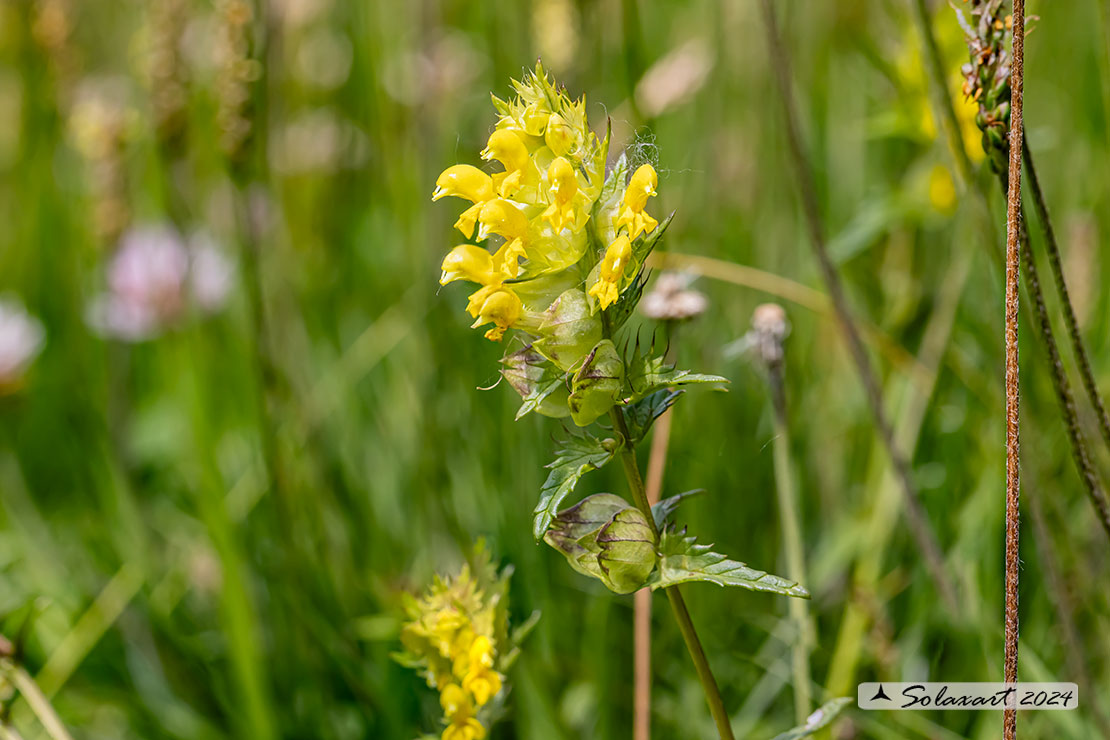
1002, 1, 1025, 738
634, 406, 672, 740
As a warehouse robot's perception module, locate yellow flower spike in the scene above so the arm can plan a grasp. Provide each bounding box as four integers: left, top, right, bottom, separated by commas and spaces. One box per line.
467, 287, 522, 342
544, 113, 577, 157
588, 234, 632, 310
441, 245, 496, 286
476, 199, 529, 243
433, 165, 495, 203
541, 157, 579, 232
614, 164, 659, 240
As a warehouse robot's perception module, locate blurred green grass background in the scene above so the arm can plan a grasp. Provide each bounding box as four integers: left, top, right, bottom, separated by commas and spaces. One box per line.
1, 0, 1109, 738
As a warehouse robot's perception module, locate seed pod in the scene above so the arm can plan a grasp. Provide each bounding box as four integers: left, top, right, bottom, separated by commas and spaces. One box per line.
544, 493, 656, 593
500, 346, 571, 418
543, 493, 629, 581
534, 289, 603, 372
568, 339, 624, 426
596, 507, 656, 593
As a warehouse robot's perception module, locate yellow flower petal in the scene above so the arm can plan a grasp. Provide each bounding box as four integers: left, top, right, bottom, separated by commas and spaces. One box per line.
590, 234, 632, 311
613, 164, 658, 240
480, 129, 530, 174
477, 199, 529, 242
433, 165, 495, 203
468, 287, 522, 342
441, 245, 495, 286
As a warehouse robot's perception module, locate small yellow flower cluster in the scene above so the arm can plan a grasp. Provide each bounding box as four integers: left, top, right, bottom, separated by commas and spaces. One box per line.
399, 563, 509, 740
433, 63, 660, 341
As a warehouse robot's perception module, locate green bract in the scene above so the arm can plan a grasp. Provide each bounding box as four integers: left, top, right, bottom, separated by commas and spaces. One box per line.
533, 289, 602, 372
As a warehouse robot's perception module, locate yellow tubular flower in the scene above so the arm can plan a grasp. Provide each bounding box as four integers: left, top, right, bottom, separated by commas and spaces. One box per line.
443, 719, 486, 740
433, 165, 495, 203
541, 157, 579, 232
468, 636, 495, 668
440, 684, 487, 740
481, 129, 531, 197
467, 286, 522, 342
614, 164, 659, 240
433, 165, 497, 238
461, 636, 502, 705
482, 130, 530, 172
477, 199, 529, 275
477, 199, 528, 242
588, 234, 632, 310
463, 668, 503, 707
440, 684, 471, 716
441, 245, 496, 286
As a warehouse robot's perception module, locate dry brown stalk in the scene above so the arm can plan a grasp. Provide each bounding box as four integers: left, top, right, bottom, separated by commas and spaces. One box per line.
1002, 1, 1025, 738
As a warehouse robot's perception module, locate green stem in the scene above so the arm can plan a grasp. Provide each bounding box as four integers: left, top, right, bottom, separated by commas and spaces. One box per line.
609, 408, 735, 740
768, 368, 811, 724
3, 662, 75, 740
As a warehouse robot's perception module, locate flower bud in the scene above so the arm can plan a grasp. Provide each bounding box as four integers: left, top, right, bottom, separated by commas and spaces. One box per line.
544, 113, 578, 157
534, 289, 602, 372
568, 339, 624, 426
521, 103, 550, 137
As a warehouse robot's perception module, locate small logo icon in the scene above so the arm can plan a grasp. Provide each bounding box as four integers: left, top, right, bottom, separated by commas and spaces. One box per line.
871, 684, 892, 702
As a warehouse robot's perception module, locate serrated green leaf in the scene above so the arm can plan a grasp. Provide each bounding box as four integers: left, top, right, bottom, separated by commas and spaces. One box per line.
607, 267, 649, 332
650, 489, 704, 529
769, 697, 852, 740
647, 528, 810, 598
532, 434, 617, 539
626, 350, 728, 403
623, 389, 681, 444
